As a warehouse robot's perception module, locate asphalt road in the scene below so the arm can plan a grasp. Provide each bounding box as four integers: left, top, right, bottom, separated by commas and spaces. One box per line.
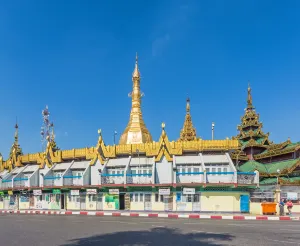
0, 214, 300, 246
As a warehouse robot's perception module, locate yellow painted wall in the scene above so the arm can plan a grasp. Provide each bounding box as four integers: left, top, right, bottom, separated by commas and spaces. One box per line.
130, 202, 144, 210
175, 202, 193, 211
19, 202, 30, 210
250, 202, 262, 215
0, 202, 3, 209
66, 201, 80, 210
201, 192, 244, 212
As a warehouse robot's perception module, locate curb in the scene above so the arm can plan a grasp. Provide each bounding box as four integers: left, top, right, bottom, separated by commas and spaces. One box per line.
0, 210, 298, 221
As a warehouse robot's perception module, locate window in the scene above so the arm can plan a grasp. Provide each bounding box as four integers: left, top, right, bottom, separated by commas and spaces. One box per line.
187, 167, 191, 176
194, 168, 200, 173
160, 195, 164, 202
205, 167, 210, 172
182, 167, 186, 174
218, 168, 222, 175
140, 193, 143, 202
143, 170, 147, 174
223, 167, 228, 174
155, 194, 159, 202
148, 169, 152, 175
134, 193, 138, 202
112, 170, 115, 175
88, 194, 97, 202
132, 170, 136, 175
212, 168, 216, 175
130, 194, 133, 202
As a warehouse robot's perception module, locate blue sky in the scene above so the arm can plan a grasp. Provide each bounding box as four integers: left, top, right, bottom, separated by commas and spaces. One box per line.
0, 1, 299, 158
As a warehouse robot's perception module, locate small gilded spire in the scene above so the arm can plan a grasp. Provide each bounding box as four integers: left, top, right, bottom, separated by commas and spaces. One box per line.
132, 52, 140, 78
186, 97, 190, 113
179, 98, 197, 141
14, 121, 19, 143
247, 83, 254, 110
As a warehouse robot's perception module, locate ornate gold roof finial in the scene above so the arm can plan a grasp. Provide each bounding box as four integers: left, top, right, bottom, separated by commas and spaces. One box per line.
14, 120, 19, 144
247, 82, 254, 110
132, 52, 140, 78
179, 97, 197, 141
119, 54, 152, 145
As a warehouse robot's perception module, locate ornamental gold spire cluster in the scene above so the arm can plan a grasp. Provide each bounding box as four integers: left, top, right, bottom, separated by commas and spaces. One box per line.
119, 54, 152, 145
179, 98, 197, 141
235, 84, 270, 148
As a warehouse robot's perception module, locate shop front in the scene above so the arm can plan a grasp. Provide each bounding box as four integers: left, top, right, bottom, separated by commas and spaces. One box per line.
85, 189, 103, 211
175, 188, 201, 212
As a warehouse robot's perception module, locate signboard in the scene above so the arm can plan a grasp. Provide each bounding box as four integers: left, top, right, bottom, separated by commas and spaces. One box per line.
183, 188, 195, 195
109, 189, 119, 195
287, 192, 298, 200
8, 191, 13, 195
159, 188, 170, 195
33, 190, 42, 196
0, 191, 4, 196
70, 190, 80, 196
86, 189, 97, 195
52, 189, 61, 194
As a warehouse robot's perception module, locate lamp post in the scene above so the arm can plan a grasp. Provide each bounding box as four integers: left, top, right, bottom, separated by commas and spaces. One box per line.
276, 169, 280, 187
113, 131, 117, 145
212, 122, 215, 140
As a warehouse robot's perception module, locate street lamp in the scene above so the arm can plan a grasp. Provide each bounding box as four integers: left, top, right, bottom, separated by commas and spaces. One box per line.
113, 131, 118, 145
212, 122, 215, 140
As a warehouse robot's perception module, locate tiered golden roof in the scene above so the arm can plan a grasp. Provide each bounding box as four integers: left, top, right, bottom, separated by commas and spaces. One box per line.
179, 98, 197, 141
119, 53, 152, 145
0, 123, 239, 171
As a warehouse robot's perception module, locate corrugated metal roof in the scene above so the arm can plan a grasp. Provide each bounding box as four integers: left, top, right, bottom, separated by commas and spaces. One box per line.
106, 158, 129, 167
53, 162, 73, 171
175, 155, 201, 164
23, 165, 39, 173
12, 167, 25, 174
71, 161, 90, 169
202, 155, 229, 163
130, 157, 154, 166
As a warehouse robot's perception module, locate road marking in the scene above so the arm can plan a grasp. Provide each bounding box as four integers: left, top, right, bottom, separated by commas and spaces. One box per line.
280, 228, 300, 232
29, 219, 46, 222
151, 225, 165, 228
266, 238, 300, 244
228, 224, 256, 227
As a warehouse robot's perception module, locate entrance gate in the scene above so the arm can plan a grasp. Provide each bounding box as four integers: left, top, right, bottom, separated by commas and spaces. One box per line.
192, 194, 201, 212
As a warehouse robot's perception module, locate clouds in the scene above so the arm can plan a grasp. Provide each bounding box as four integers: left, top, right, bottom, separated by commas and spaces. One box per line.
152, 34, 170, 57
151, 2, 194, 57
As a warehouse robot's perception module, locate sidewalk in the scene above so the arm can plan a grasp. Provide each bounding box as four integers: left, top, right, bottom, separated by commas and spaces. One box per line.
1, 210, 299, 221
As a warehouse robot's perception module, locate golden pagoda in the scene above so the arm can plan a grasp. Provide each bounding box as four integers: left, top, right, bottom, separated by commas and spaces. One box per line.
119, 54, 152, 145
179, 98, 197, 141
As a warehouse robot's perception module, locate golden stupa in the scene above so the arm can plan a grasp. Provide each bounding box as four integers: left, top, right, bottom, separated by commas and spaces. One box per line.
119, 54, 152, 145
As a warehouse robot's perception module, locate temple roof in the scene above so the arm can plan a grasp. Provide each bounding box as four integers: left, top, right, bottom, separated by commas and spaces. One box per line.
179, 98, 197, 141
239, 158, 300, 176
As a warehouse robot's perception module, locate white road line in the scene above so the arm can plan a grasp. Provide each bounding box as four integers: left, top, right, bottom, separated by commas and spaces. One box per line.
266, 238, 300, 244
28, 219, 46, 222
280, 228, 300, 232
184, 222, 203, 225
151, 225, 165, 228
228, 224, 256, 227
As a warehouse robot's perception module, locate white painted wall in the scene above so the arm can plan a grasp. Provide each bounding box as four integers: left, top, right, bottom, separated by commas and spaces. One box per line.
155, 157, 173, 184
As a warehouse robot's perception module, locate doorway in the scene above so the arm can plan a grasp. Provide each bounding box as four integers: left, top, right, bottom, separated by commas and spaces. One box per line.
119, 194, 125, 210
61, 194, 65, 210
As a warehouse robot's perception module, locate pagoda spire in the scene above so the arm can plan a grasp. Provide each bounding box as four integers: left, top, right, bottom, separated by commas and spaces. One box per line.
179, 98, 197, 141
9, 120, 23, 160
247, 83, 254, 110
119, 54, 152, 145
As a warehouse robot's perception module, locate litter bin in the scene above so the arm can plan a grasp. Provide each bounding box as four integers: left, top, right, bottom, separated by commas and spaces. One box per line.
261, 202, 277, 215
